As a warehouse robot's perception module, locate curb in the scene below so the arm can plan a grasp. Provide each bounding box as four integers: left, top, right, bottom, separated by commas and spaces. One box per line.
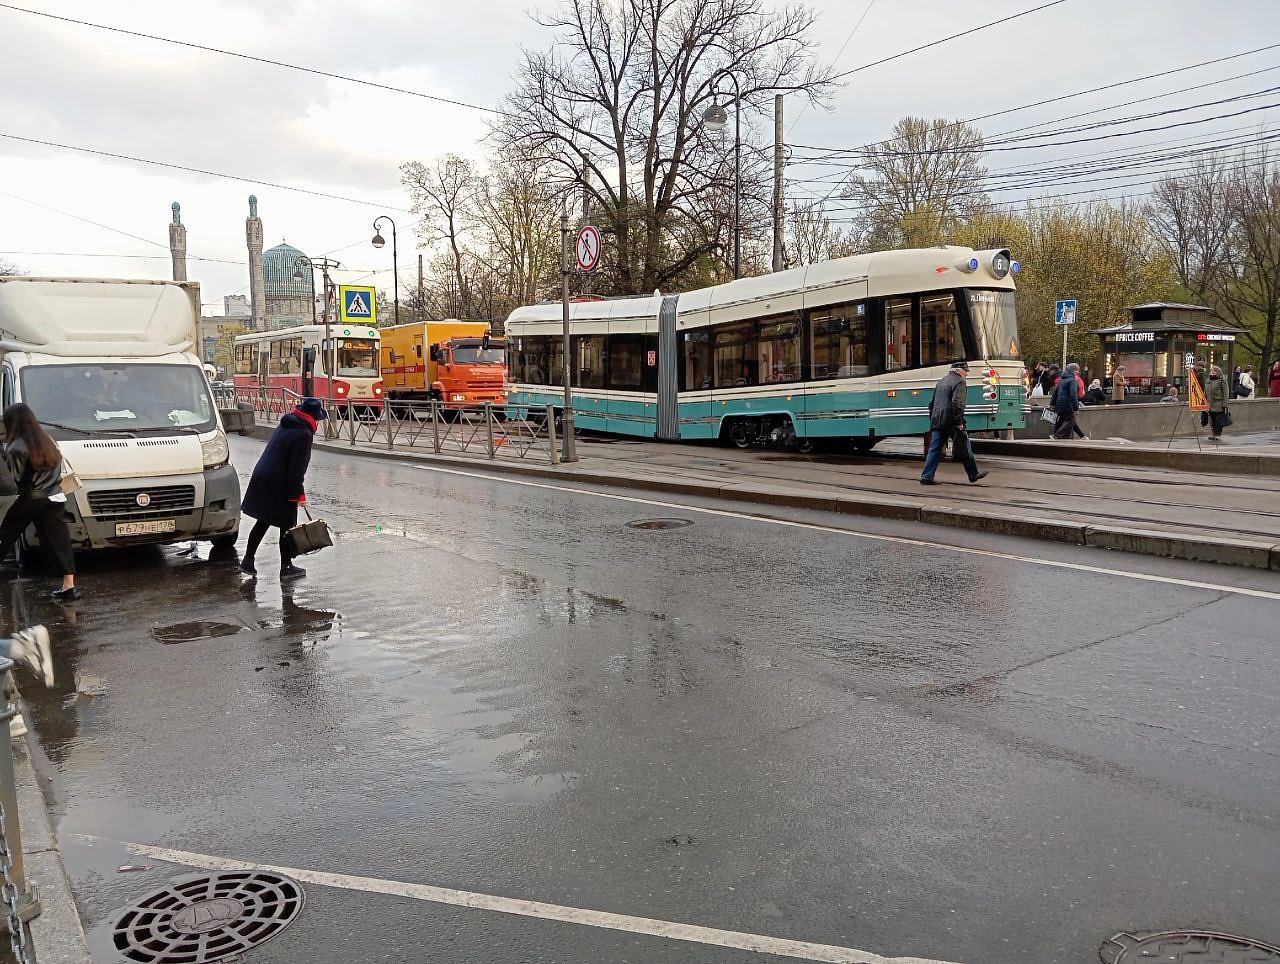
971, 438, 1280, 476
309, 438, 1280, 571
14, 721, 92, 963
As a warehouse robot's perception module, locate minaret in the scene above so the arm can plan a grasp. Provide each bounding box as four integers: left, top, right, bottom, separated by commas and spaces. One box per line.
246, 195, 266, 331
168, 202, 188, 282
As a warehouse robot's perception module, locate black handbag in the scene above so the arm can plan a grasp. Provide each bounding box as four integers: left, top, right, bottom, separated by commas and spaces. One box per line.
1221, 408, 1233, 427
283, 504, 333, 556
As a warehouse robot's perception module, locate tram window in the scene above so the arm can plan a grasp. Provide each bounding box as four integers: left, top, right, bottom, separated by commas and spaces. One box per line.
574, 335, 605, 389
233, 344, 255, 375
809, 303, 869, 380
609, 334, 645, 391
920, 294, 963, 367
680, 330, 712, 391
714, 321, 759, 388
521, 335, 563, 385
758, 318, 801, 384
885, 297, 914, 372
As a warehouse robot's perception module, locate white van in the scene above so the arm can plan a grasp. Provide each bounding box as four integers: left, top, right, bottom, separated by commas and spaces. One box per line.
0, 277, 241, 550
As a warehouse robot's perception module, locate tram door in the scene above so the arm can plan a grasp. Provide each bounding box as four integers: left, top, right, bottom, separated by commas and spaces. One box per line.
302, 346, 317, 397
256, 348, 269, 398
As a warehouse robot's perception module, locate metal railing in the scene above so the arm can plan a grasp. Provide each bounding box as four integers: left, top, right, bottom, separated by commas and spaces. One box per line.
0, 657, 39, 963
243, 388, 560, 465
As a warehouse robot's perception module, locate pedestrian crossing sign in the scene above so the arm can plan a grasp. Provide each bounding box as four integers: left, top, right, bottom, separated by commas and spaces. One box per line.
339, 285, 377, 325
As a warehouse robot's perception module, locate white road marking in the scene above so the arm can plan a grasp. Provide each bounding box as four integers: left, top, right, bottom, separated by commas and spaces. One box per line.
380, 461, 1280, 602
73, 836, 960, 964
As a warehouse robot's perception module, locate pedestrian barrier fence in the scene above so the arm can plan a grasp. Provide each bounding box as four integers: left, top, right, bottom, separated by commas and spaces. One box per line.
0, 659, 39, 963
235, 388, 561, 465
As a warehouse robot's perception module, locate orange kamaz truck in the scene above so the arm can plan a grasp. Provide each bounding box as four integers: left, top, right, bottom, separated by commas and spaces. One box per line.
379, 320, 506, 413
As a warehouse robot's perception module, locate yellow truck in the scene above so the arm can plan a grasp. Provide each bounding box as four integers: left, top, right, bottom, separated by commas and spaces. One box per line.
379, 320, 506, 412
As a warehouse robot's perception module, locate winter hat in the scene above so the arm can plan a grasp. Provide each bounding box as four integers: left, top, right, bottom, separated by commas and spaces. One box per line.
298, 397, 328, 421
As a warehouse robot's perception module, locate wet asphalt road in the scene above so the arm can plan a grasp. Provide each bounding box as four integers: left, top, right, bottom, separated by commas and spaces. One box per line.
13, 434, 1280, 964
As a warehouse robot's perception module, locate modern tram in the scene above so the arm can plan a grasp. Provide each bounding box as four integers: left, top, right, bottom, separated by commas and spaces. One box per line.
505, 246, 1027, 449
233, 323, 384, 414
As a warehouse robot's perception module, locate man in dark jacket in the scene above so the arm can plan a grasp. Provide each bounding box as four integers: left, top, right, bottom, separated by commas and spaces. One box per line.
240, 397, 325, 579
920, 361, 987, 485
1051, 362, 1082, 439
1207, 365, 1230, 440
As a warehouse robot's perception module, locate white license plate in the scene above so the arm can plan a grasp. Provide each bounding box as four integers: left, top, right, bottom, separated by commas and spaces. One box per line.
115, 519, 177, 537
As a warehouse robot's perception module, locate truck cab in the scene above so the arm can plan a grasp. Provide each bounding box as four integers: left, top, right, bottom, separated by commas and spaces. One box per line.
429, 335, 507, 408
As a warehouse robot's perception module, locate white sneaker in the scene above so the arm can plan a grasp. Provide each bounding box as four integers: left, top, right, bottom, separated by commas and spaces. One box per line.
11, 626, 53, 688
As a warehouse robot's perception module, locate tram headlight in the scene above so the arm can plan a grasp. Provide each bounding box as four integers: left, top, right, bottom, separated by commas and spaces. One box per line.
990, 250, 1012, 279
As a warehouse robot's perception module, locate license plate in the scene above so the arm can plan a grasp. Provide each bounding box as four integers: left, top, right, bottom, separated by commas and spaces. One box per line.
115, 519, 176, 537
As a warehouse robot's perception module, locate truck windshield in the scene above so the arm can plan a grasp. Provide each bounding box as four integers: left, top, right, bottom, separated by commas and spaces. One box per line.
20, 364, 217, 436
336, 339, 378, 377
452, 346, 505, 365
965, 289, 1022, 360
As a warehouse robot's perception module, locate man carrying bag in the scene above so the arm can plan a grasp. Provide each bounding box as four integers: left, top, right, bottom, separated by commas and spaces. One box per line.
920, 361, 988, 486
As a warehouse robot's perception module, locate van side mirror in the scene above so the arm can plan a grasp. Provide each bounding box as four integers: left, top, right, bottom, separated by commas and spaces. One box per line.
429, 345, 441, 362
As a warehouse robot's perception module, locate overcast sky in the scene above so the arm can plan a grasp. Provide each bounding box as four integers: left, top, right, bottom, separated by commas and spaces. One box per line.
1, 0, 1277, 314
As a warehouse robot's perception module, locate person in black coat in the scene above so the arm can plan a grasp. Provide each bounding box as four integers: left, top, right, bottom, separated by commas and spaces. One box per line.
240, 397, 326, 579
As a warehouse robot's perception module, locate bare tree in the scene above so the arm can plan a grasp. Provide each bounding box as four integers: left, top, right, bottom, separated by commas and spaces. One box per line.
497, 0, 835, 295
842, 117, 988, 249
401, 155, 480, 318
784, 198, 857, 267
0, 258, 24, 276
1147, 159, 1233, 304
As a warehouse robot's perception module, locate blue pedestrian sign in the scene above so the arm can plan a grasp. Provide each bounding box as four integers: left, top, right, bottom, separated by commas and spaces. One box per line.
339, 284, 377, 325
1055, 299, 1078, 326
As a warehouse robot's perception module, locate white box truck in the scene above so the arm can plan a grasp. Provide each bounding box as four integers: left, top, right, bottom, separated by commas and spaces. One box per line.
0, 276, 241, 549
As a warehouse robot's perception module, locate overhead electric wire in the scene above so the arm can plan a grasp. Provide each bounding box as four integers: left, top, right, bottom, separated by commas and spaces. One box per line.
0, 2, 505, 117
0, 132, 412, 213
786, 0, 877, 135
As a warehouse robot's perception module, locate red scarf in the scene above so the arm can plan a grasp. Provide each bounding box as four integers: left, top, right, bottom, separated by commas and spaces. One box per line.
292, 408, 318, 433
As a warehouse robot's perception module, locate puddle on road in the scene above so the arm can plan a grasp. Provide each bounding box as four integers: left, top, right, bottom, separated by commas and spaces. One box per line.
152, 620, 247, 645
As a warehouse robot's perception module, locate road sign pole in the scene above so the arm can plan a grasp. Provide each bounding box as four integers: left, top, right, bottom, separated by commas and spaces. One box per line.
560, 200, 577, 463
1062, 325, 1068, 369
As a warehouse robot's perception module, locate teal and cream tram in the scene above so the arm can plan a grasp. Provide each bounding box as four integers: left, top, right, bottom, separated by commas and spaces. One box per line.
506, 246, 1027, 449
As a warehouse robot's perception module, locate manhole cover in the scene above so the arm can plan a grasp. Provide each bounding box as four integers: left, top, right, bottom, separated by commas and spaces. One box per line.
152, 621, 246, 644
112, 870, 304, 962
1100, 930, 1280, 963
626, 518, 694, 530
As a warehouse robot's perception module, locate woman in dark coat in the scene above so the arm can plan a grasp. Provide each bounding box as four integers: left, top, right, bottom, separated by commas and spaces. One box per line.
240, 397, 325, 579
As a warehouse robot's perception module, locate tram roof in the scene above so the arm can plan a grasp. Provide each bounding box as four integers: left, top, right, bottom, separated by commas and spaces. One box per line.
505, 246, 1017, 331
233, 323, 380, 342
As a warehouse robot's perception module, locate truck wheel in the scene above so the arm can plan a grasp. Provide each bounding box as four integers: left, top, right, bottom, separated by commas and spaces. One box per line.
211, 531, 239, 551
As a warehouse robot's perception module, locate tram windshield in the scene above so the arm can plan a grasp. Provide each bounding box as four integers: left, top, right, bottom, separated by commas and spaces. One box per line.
335, 338, 378, 377
966, 289, 1021, 360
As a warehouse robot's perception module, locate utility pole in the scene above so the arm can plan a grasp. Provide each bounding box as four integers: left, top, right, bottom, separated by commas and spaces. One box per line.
417, 254, 425, 321
294, 254, 343, 437
772, 94, 784, 273
559, 199, 578, 463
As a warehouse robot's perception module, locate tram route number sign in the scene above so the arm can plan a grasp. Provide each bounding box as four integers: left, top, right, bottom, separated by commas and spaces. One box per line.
576, 225, 601, 272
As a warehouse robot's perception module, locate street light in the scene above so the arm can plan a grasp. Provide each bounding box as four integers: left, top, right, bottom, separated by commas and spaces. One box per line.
702, 71, 741, 280
371, 216, 399, 326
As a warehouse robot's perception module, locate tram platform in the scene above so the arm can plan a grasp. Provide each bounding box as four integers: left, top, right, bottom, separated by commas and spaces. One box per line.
308, 430, 1280, 571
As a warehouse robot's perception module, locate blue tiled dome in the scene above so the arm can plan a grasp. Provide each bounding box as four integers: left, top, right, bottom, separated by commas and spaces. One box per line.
263, 242, 314, 299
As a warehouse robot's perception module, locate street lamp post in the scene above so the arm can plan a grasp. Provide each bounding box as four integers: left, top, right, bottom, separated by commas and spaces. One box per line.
294, 254, 343, 436
371, 216, 400, 326
702, 71, 741, 280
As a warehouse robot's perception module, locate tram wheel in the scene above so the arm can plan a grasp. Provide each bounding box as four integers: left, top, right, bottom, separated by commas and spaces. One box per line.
728, 420, 753, 448
796, 439, 815, 454
847, 438, 880, 454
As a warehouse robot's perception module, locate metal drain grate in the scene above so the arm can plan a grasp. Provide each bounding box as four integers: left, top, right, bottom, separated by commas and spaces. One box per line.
626, 518, 694, 530
112, 870, 304, 963
1101, 930, 1280, 963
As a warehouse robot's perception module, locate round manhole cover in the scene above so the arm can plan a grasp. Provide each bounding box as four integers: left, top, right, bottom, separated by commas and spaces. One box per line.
1101, 930, 1280, 963
626, 518, 694, 530
112, 870, 304, 963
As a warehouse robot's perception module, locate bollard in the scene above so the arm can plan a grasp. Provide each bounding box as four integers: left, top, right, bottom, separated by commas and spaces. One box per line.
384, 399, 394, 451
546, 405, 559, 466
485, 404, 496, 459
431, 401, 442, 454
348, 405, 357, 447
0, 660, 41, 950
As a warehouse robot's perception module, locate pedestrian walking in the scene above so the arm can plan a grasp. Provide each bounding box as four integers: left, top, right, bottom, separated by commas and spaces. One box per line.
1052, 362, 1084, 440
1110, 365, 1127, 404
1270, 359, 1280, 398
0, 404, 79, 601
920, 361, 987, 486
1207, 365, 1230, 441
1238, 367, 1255, 398
1042, 363, 1061, 397
240, 397, 326, 580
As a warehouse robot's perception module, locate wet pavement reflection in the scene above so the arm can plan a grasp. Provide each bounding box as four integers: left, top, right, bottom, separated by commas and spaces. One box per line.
11, 435, 1280, 964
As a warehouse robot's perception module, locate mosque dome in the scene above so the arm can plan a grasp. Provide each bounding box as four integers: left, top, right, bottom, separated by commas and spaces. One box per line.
263, 242, 314, 299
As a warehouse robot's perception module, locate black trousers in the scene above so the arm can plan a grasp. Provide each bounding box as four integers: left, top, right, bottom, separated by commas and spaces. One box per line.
1052, 410, 1078, 439
0, 497, 76, 575
1209, 411, 1227, 436
244, 518, 295, 568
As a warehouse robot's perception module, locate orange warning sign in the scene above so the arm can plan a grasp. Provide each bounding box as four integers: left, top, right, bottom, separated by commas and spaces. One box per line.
1188, 367, 1208, 412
